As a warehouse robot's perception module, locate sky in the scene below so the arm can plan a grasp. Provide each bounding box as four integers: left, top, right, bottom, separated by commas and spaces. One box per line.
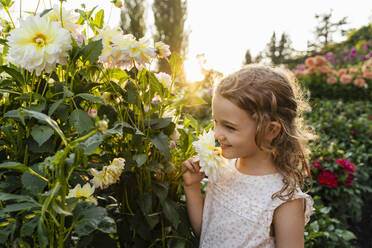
4, 0, 372, 81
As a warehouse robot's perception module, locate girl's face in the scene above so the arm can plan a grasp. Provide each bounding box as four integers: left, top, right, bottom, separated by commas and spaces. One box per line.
212, 93, 261, 159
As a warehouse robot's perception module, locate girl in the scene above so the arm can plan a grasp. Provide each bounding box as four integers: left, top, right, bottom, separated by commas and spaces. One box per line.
182, 64, 316, 248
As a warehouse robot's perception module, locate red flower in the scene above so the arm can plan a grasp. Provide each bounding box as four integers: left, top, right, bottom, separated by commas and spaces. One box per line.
344, 175, 354, 186
335, 158, 356, 174
318, 170, 338, 188
314, 159, 323, 169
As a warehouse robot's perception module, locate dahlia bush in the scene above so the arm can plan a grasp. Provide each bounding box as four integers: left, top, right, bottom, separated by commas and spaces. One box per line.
0, 1, 198, 247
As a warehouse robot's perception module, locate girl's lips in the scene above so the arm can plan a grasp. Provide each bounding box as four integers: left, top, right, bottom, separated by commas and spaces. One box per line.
220, 144, 231, 149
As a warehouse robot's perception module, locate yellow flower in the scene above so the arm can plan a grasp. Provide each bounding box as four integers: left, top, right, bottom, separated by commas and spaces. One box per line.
67, 183, 97, 205
44, 4, 81, 35
192, 129, 225, 182
155, 41, 171, 58
6, 15, 72, 75
90, 158, 126, 189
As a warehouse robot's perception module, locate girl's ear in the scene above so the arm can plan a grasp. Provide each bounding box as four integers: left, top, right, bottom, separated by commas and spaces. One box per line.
267, 121, 281, 140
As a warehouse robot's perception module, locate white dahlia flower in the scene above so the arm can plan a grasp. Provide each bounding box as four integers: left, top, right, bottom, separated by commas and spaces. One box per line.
155, 72, 172, 88
6, 15, 72, 75
192, 129, 225, 182
44, 4, 81, 35
155, 41, 171, 58
90, 158, 126, 189
67, 183, 97, 205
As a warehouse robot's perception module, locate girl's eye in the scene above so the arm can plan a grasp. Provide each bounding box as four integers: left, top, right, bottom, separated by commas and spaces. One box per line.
225, 125, 235, 130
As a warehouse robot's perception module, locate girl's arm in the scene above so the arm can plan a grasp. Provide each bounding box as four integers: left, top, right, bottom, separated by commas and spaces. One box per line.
182, 157, 205, 236
184, 184, 204, 236
273, 198, 305, 248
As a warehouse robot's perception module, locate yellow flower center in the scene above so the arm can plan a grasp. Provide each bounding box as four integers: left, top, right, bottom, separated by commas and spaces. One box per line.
33, 34, 47, 47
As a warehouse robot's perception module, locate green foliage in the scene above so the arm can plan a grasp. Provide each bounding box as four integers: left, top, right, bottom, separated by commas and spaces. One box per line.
305, 99, 372, 244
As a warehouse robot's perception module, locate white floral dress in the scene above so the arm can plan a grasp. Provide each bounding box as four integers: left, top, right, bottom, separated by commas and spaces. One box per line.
199, 159, 313, 248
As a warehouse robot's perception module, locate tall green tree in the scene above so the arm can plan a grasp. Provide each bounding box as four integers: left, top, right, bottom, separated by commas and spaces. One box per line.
308, 9, 348, 49
243, 49, 253, 64
120, 0, 146, 39
153, 0, 188, 78
264, 32, 293, 65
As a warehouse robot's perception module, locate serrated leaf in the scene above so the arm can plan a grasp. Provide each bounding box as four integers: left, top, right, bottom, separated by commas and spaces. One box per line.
81, 39, 103, 64
93, 9, 104, 29
79, 132, 103, 155
31, 125, 54, 146
73, 202, 109, 237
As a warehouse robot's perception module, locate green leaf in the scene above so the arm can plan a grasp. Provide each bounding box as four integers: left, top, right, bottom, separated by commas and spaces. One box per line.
31, 125, 54, 146
145, 214, 159, 230
0, 202, 39, 214
149, 117, 172, 129
39, 8, 52, 17
48, 99, 64, 116
136, 192, 152, 215
3, 109, 25, 125
133, 153, 147, 167
21, 164, 47, 194
0, 220, 16, 244
0, 161, 28, 171
69, 109, 94, 134
79, 132, 103, 155
104, 121, 133, 136
76, 93, 104, 104
21, 215, 40, 237
162, 199, 179, 229
169, 53, 183, 79
0, 65, 24, 84
81, 39, 103, 64
152, 181, 168, 203
21, 108, 67, 146
97, 216, 117, 234
73, 202, 108, 237
51, 201, 72, 216
37, 218, 49, 248
93, 9, 104, 29
0, 192, 36, 203
151, 132, 170, 159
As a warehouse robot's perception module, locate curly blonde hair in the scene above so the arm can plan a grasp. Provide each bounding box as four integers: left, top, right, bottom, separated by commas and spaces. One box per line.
215, 64, 316, 200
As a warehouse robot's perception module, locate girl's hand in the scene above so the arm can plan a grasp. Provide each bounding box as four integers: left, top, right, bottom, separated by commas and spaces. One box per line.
182, 156, 205, 188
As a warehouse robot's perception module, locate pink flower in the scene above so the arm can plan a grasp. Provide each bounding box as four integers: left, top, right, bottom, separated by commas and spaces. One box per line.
318, 170, 338, 188
314, 159, 323, 169
305, 57, 315, 68
353, 77, 366, 88
340, 74, 352, 84
338, 69, 347, 76
349, 67, 358, 74
88, 109, 97, 118
327, 76, 337, 84
335, 158, 356, 174
344, 175, 354, 186
362, 58, 372, 79
314, 56, 327, 67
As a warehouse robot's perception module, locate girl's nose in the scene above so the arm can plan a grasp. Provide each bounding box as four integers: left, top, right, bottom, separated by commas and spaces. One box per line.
214, 126, 223, 141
